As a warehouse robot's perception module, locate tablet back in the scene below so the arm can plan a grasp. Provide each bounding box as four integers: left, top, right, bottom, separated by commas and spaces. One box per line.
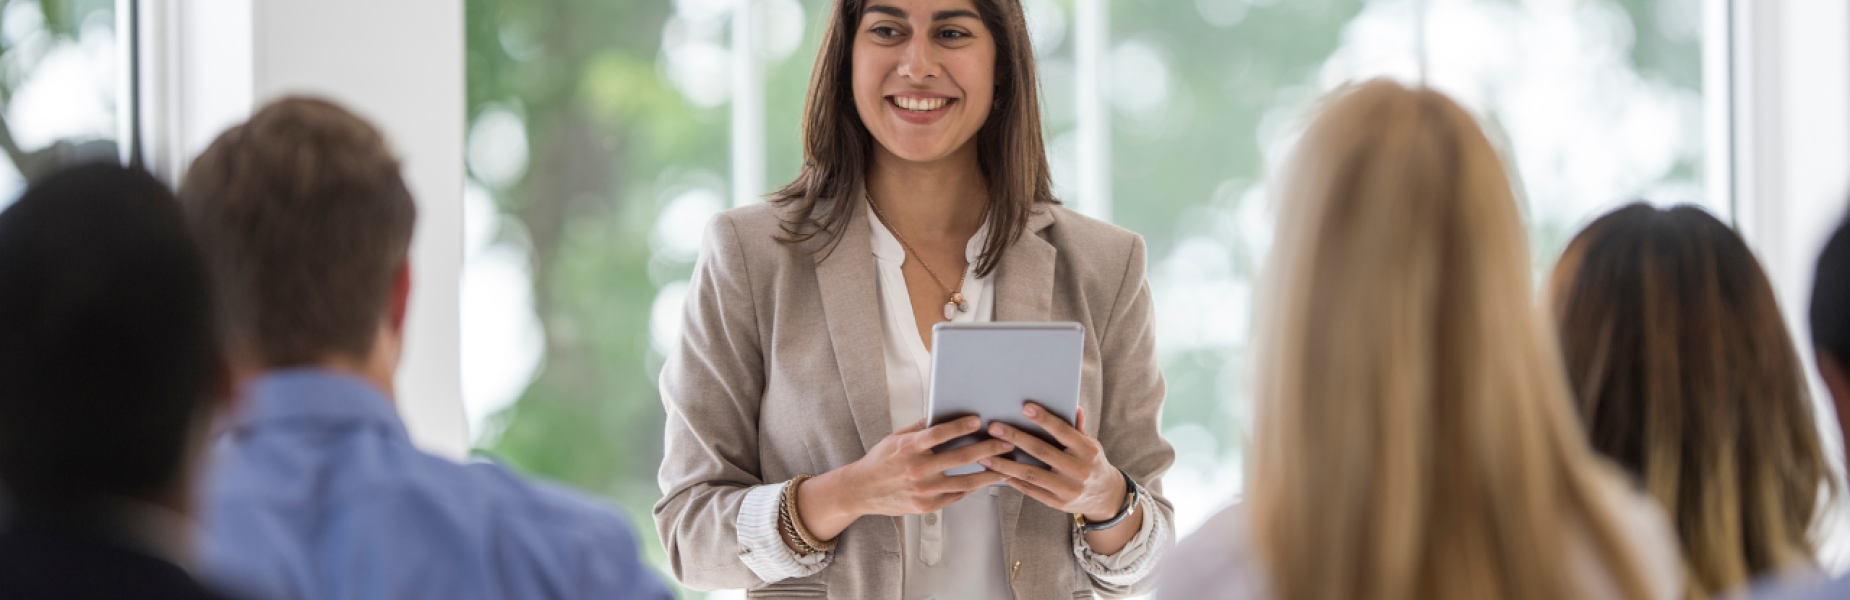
928, 322, 1084, 476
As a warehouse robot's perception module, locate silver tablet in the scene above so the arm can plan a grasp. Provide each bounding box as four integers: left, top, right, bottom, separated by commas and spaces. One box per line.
928, 322, 1084, 476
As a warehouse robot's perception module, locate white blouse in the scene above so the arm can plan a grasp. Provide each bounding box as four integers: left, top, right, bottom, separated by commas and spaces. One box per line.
734, 205, 1166, 598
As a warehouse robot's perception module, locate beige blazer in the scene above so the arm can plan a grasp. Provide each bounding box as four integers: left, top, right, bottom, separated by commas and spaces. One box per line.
655, 196, 1176, 599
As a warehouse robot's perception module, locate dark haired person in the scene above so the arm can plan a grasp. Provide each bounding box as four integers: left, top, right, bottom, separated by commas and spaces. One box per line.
0, 164, 234, 600
184, 97, 671, 600
1547, 204, 1829, 599
1754, 211, 1850, 600
654, 0, 1175, 597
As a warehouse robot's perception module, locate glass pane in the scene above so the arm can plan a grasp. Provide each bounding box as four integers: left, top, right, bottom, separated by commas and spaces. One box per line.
0, 0, 120, 209
463, 0, 730, 594
1112, 0, 1704, 538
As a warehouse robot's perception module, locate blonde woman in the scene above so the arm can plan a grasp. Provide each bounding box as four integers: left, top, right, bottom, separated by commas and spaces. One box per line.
1157, 80, 1684, 600
1549, 204, 1831, 598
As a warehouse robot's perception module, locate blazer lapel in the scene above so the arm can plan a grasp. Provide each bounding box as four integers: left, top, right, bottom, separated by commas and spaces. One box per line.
993, 207, 1058, 323
995, 207, 1058, 554
813, 196, 893, 453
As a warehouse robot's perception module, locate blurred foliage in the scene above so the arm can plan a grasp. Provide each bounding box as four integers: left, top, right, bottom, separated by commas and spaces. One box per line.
0, 0, 119, 182
464, 0, 1703, 595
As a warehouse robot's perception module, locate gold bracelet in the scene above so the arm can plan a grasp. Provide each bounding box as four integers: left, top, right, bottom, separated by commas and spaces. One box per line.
777, 479, 818, 554
779, 497, 821, 555
782, 474, 838, 552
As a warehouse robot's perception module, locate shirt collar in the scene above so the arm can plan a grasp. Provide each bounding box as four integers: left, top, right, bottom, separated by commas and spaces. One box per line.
865, 199, 994, 268
231, 367, 408, 439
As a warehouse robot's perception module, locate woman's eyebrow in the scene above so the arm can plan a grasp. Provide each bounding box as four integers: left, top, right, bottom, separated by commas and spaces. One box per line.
863, 5, 980, 22
865, 5, 907, 19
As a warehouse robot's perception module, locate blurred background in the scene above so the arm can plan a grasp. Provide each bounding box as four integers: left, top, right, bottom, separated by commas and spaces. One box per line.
10, 0, 1847, 598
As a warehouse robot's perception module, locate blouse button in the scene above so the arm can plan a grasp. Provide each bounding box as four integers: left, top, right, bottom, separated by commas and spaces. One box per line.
924, 514, 938, 526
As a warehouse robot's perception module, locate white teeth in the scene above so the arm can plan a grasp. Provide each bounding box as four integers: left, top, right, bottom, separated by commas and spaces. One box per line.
894, 97, 947, 112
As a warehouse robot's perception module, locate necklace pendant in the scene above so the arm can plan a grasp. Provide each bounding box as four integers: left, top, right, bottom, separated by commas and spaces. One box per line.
943, 302, 957, 321
951, 292, 967, 312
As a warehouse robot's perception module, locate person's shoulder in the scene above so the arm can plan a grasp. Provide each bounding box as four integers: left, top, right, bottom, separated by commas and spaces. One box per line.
0, 522, 244, 600
460, 460, 641, 539
1611, 477, 1683, 595
1747, 576, 1850, 600
1574, 470, 1685, 600
701, 200, 817, 269
1157, 503, 1269, 600
1042, 203, 1144, 256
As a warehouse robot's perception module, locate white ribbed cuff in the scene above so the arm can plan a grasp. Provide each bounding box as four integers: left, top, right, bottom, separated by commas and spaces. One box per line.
1072, 486, 1171, 587
737, 481, 830, 583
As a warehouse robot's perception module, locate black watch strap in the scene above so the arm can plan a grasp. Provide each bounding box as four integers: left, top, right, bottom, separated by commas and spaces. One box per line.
1076, 469, 1140, 532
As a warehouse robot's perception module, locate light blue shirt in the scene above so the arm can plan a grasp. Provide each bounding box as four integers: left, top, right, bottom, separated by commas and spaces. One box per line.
1751, 576, 1849, 600
198, 368, 672, 600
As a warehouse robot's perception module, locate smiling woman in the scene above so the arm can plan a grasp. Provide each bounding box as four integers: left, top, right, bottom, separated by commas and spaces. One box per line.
652, 0, 1176, 598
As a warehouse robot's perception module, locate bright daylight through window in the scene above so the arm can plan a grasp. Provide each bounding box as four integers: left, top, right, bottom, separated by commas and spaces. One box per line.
0, 0, 119, 210
462, 0, 1706, 596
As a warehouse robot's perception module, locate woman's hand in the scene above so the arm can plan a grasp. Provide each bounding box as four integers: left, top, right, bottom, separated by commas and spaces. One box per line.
978, 403, 1127, 523
796, 417, 1012, 542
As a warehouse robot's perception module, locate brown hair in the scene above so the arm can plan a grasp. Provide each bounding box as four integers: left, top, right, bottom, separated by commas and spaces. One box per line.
1248, 79, 1660, 600
179, 97, 417, 367
1550, 203, 1829, 597
770, 0, 1054, 276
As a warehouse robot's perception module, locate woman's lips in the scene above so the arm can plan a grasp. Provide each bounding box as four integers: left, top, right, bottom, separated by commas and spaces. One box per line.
887, 95, 956, 125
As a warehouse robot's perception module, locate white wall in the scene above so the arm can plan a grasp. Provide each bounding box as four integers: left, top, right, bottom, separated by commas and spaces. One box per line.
144, 0, 471, 459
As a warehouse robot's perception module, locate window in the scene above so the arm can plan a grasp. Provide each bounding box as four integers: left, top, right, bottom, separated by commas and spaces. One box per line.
463, 0, 1710, 594
0, 0, 122, 209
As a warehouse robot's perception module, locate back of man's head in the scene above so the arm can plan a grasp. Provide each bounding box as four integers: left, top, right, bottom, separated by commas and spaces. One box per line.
1811, 211, 1850, 458
179, 97, 416, 369
0, 163, 220, 510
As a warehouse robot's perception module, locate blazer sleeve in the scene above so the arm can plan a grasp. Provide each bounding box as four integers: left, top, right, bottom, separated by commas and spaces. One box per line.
1089, 233, 1179, 598
653, 212, 778, 591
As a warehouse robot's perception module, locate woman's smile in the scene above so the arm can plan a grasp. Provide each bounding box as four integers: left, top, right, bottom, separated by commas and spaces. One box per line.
887, 93, 959, 125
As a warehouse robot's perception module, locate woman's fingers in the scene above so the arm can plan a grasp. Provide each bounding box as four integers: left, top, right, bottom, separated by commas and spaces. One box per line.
1000, 473, 1066, 510
923, 470, 1006, 494
914, 416, 984, 450
987, 423, 1085, 473
1022, 402, 1090, 452
927, 438, 1014, 472
979, 456, 1079, 496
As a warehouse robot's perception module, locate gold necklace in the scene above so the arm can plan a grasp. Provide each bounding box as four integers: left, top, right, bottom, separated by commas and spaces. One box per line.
866, 193, 969, 321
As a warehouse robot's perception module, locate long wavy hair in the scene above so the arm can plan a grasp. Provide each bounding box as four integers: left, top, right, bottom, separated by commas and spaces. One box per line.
768, 0, 1055, 276
1549, 203, 1829, 598
1245, 79, 1659, 600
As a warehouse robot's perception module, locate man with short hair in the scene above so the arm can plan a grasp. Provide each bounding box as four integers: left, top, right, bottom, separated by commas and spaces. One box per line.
0, 163, 235, 600
185, 97, 671, 600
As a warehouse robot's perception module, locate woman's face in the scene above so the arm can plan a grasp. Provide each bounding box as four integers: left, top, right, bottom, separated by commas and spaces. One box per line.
852, 0, 997, 164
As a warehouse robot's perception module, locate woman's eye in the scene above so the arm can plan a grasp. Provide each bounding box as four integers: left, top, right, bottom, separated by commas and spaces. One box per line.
871, 26, 902, 38
940, 30, 970, 40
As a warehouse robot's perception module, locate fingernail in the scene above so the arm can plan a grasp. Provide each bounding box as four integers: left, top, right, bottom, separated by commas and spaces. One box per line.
967, 418, 980, 430
1001, 442, 1014, 451
1024, 405, 1038, 417
979, 459, 992, 467
989, 424, 1004, 436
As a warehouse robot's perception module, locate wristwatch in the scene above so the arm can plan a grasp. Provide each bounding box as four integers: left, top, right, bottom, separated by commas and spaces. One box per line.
1073, 469, 1140, 532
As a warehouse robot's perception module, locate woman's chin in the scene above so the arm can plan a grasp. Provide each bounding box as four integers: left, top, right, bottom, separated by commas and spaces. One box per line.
877, 139, 969, 165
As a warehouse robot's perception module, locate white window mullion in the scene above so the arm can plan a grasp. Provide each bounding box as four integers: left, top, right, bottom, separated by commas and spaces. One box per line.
1075, 0, 1110, 222
731, 0, 766, 208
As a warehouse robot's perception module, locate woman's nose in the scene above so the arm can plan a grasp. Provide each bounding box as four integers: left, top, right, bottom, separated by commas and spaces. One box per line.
896, 36, 941, 82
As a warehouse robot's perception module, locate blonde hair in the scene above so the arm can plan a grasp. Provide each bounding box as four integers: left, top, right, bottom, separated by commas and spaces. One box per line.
1550, 204, 1829, 598
1246, 79, 1657, 600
